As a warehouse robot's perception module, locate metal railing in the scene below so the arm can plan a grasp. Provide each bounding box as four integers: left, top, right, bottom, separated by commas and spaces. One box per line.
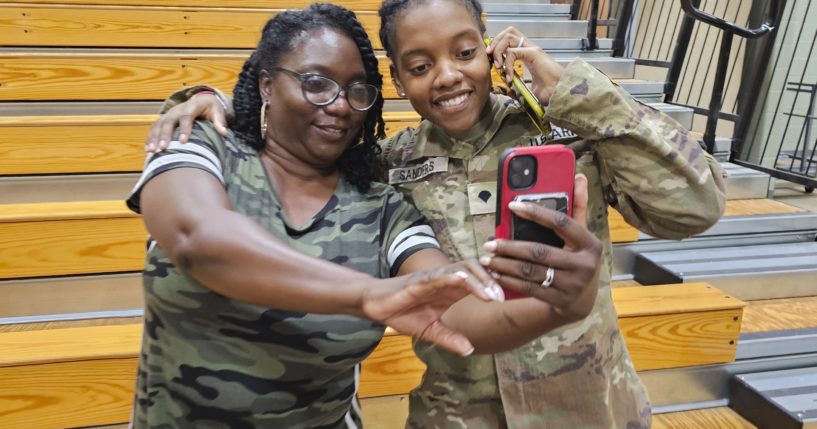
569, 0, 814, 191
735, 1, 817, 192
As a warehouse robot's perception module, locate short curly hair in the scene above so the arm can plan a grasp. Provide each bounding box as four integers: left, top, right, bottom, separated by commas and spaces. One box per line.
231, 3, 385, 192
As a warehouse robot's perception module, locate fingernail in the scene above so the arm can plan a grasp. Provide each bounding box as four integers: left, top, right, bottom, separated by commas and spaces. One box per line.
483, 240, 497, 252
147, 143, 155, 152
490, 271, 500, 280
158, 140, 166, 148
179, 134, 186, 142
461, 345, 475, 356
453, 271, 468, 280
491, 283, 505, 302
479, 255, 491, 266
508, 201, 524, 210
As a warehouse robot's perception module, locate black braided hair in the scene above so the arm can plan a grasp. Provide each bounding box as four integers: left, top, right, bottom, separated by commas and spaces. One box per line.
231, 3, 386, 193
379, 0, 486, 62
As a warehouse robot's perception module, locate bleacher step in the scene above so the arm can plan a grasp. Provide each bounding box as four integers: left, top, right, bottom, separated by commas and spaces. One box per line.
486, 19, 588, 39
0, 200, 147, 279
483, 3, 570, 16
731, 367, 817, 429
646, 102, 694, 130
0, 283, 743, 428
529, 37, 614, 51
0, 174, 139, 205
723, 161, 774, 200
0, 273, 142, 322
634, 242, 817, 300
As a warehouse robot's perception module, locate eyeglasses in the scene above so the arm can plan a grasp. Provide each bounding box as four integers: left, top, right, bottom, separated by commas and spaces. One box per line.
271, 67, 379, 112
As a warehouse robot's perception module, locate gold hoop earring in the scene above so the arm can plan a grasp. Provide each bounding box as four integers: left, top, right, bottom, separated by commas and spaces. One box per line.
260, 100, 269, 137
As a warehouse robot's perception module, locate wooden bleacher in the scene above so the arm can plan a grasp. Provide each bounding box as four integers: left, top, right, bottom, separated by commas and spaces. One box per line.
7, 1, 812, 428
0, 281, 746, 428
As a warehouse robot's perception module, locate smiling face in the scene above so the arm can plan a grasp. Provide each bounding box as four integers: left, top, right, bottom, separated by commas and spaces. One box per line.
260, 28, 368, 168
390, 0, 492, 136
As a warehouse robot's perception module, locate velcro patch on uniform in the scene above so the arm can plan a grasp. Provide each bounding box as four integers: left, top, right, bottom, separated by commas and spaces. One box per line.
532, 125, 577, 145
467, 182, 497, 215
389, 157, 449, 184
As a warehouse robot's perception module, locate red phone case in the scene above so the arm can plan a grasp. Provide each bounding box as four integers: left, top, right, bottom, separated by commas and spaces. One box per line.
495, 145, 575, 299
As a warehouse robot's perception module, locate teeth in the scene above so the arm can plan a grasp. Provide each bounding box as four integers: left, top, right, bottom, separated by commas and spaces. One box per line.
438, 94, 468, 107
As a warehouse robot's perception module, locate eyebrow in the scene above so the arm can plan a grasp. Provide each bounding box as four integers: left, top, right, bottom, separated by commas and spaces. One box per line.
291, 63, 368, 82
399, 29, 480, 59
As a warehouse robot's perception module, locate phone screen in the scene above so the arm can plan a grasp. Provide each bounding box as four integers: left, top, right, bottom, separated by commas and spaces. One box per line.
512, 192, 569, 247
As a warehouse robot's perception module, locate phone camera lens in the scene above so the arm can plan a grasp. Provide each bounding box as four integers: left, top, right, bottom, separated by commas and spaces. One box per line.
507, 155, 537, 189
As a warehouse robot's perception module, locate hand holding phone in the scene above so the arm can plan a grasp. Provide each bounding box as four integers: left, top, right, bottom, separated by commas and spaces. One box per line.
494, 145, 576, 299
484, 37, 552, 137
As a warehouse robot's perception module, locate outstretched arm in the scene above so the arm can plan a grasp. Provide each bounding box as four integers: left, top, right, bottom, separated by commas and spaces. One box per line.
396, 175, 601, 354
140, 166, 503, 356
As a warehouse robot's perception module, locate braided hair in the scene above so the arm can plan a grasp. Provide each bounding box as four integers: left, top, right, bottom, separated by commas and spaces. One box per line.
379, 0, 486, 62
231, 3, 386, 192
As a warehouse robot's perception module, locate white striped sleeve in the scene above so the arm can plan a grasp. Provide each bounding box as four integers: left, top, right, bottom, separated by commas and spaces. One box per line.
127, 138, 224, 213
387, 224, 439, 271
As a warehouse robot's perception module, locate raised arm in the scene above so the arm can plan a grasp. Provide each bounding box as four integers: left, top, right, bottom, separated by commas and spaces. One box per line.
489, 28, 727, 239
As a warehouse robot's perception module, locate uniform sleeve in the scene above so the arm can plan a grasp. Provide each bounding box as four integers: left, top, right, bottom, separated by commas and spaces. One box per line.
126, 121, 227, 214
546, 58, 727, 239
380, 188, 440, 277
159, 85, 235, 121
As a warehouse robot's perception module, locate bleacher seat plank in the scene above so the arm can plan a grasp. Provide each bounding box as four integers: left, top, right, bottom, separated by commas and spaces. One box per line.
740, 296, 817, 334
0, 112, 417, 175
0, 358, 137, 429
2, 0, 383, 10
0, 324, 140, 366
724, 198, 806, 216
0, 201, 146, 279
0, 115, 151, 175
0, 53, 404, 100
359, 332, 426, 399
652, 406, 757, 429
0, 5, 381, 49
613, 282, 745, 371
0, 283, 745, 427
360, 395, 410, 429
608, 207, 639, 243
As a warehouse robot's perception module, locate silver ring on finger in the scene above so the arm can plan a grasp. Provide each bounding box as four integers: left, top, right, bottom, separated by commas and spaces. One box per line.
517, 36, 525, 48
540, 266, 555, 288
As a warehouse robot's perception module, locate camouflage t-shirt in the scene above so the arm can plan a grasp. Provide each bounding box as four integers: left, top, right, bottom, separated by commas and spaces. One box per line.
126, 121, 439, 429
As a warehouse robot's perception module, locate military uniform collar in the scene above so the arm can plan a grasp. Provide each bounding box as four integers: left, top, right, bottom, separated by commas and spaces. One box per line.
406, 94, 521, 161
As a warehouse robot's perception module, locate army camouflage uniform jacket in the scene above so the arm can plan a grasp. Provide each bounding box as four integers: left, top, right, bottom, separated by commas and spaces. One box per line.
381, 58, 727, 429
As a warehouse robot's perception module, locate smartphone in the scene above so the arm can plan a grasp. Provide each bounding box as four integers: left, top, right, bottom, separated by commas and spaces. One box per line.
484, 37, 552, 138
495, 145, 575, 299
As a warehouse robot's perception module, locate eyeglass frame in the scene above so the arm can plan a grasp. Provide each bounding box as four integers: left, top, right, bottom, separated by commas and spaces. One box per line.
268, 67, 380, 112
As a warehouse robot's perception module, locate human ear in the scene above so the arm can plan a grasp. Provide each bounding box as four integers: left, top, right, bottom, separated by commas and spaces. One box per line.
258, 71, 273, 100
390, 64, 406, 98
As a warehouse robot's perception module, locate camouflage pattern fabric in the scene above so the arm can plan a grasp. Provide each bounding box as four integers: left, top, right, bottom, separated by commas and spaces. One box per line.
126, 121, 438, 428
381, 58, 727, 429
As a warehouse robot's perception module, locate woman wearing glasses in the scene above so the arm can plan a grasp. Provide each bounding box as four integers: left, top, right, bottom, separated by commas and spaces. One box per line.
126, 4, 601, 428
